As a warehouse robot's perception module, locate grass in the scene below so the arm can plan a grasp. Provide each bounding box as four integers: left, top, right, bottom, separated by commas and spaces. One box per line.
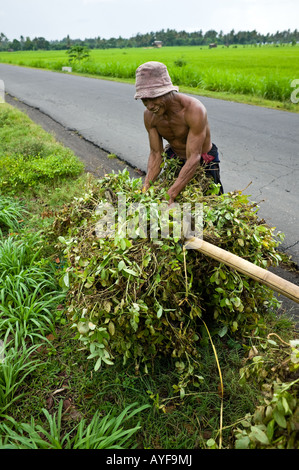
0, 105, 84, 190
1, 45, 299, 111
1, 400, 149, 449
0, 102, 298, 450
0, 196, 25, 235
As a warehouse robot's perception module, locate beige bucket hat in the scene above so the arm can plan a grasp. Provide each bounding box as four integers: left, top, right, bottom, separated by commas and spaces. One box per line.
134, 61, 179, 99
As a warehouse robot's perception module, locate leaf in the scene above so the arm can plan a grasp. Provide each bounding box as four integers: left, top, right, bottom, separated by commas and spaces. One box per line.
63, 271, 69, 288
94, 357, 102, 371
118, 260, 125, 271
206, 438, 217, 448
218, 325, 228, 337
273, 408, 287, 428
77, 321, 90, 335
156, 304, 163, 319
235, 436, 251, 449
219, 269, 226, 280
249, 426, 270, 445
108, 321, 115, 336
232, 296, 241, 307
266, 419, 275, 441
102, 356, 114, 365
123, 268, 138, 276
282, 396, 290, 414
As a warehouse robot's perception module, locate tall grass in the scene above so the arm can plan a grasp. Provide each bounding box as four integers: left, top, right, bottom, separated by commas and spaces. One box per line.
0, 234, 65, 342
1, 45, 298, 103
0, 334, 41, 415
0, 196, 25, 235
0, 233, 42, 274
0, 401, 149, 449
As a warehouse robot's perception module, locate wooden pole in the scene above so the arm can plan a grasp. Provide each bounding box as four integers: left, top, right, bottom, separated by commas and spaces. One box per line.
184, 237, 299, 304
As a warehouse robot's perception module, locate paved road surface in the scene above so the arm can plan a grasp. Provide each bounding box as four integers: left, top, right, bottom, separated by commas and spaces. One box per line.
0, 63, 298, 266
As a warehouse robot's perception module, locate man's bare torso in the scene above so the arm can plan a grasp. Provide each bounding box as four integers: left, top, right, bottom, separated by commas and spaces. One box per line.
145, 93, 212, 159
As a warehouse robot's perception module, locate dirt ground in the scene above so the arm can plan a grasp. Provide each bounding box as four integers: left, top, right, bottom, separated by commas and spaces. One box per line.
5, 94, 299, 328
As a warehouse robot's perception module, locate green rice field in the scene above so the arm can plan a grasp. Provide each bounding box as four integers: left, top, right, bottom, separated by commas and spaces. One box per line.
1, 45, 299, 108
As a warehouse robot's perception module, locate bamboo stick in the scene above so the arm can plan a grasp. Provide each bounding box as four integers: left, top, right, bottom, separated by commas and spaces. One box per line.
184, 237, 299, 304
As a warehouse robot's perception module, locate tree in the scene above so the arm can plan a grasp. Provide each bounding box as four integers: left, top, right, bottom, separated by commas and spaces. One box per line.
24, 37, 33, 50
66, 45, 90, 63
11, 39, 21, 51
204, 29, 218, 44
0, 32, 9, 51
32, 37, 49, 50
20, 35, 25, 50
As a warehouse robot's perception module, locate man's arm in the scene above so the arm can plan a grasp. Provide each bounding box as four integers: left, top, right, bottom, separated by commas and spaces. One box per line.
143, 113, 163, 190
167, 104, 207, 204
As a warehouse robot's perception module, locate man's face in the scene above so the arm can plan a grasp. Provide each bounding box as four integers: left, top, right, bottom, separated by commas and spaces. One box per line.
141, 95, 167, 116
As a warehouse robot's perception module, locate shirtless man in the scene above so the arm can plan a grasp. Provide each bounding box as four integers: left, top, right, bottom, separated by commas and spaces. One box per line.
134, 61, 223, 204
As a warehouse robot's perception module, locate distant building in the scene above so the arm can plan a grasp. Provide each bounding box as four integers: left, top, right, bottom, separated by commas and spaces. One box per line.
153, 41, 163, 48
209, 43, 217, 48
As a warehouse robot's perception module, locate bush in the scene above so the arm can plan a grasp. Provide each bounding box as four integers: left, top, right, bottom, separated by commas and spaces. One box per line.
0, 104, 84, 190
0, 152, 84, 189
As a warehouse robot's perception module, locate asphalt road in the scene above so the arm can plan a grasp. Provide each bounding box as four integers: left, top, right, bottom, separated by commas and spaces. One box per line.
1, 63, 298, 266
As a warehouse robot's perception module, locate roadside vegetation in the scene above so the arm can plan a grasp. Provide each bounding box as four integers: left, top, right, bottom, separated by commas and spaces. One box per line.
0, 102, 298, 449
0, 44, 298, 111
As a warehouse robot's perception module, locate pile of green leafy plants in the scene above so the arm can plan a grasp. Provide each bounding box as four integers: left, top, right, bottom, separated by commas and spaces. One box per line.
54, 157, 284, 388
233, 334, 299, 449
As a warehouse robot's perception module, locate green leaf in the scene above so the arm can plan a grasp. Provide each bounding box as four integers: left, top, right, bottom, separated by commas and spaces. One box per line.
108, 321, 115, 336
235, 436, 251, 449
102, 356, 114, 365
232, 297, 241, 307
219, 269, 226, 279
94, 357, 102, 371
123, 268, 138, 276
206, 438, 217, 448
249, 426, 270, 445
77, 321, 89, 335
273, 408, 287, 428
156, 305, 163, 319
282, 396, 291, 414
63, 271, 69, 288
218, 325, 228, 337
266, 419, 275, 441
118, 260, 125, 271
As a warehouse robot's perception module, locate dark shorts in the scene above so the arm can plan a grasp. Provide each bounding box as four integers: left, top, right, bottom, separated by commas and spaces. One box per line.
164, 143, 224, 194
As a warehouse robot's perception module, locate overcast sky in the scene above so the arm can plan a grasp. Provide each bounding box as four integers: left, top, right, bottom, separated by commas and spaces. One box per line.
1, 0, 298, 41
